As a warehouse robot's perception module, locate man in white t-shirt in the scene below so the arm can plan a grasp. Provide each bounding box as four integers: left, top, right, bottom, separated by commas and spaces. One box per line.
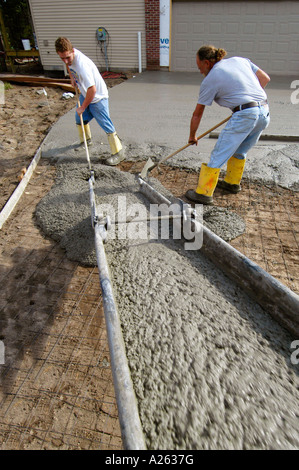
185, 45, 270, 205
55, 37, 124, 166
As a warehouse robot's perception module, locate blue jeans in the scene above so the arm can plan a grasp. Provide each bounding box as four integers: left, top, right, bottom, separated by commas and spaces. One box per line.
208, 104, 270, 168
75, 94, 115, 134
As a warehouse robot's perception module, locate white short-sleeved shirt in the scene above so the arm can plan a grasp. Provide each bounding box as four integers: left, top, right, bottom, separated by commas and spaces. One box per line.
198, 57, 267, 109
69, 48, 108, 103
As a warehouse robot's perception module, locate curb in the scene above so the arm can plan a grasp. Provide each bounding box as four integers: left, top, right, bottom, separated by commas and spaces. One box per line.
210, 131, 299, 142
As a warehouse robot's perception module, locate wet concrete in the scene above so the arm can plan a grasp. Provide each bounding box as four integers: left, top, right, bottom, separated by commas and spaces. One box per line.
35, 163, 299, 450
42, 72, 299, 190
37, 72, 299, 449
35, 163, 245, 266
107, 236, 298, 450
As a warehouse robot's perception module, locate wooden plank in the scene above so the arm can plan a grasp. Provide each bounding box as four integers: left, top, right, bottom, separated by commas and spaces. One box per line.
0, 74, 75, 92
0, 74, 70, 83
6, 50, 40, 57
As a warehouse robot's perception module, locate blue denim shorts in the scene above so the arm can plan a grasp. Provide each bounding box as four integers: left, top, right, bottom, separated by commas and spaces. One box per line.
208, 104, 270, 168
75, 94, 115, 134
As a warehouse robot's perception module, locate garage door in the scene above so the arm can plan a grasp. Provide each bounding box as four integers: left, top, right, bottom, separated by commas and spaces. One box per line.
171, 0, 299, 75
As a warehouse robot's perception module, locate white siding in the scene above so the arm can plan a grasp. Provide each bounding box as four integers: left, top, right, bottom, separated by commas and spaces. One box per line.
28, 0, 146, 72
171, 0, 299, 76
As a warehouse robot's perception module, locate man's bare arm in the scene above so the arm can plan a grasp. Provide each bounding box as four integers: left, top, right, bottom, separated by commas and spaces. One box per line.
189, 104, 205, 144
256, 69, 270, 89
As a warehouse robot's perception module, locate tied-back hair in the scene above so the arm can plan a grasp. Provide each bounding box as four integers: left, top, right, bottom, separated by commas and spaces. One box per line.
197, 45, 227, 63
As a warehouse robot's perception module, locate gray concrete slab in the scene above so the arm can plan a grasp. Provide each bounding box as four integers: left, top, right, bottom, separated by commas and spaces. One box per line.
42, 71, 299, 190
109, 72, 299, 142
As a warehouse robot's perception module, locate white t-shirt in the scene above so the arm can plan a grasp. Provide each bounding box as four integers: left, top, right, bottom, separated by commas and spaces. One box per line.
198, 57, 267, 109
69, 48, 108, 102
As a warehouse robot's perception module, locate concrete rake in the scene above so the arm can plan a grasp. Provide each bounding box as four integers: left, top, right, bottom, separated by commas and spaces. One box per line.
139, 115, 231, 179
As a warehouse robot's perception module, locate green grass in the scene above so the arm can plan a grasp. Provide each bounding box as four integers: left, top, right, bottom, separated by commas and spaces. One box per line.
4, 82, 13, 90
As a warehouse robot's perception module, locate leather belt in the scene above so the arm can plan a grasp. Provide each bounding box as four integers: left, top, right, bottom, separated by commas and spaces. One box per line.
232, 100, 268, 113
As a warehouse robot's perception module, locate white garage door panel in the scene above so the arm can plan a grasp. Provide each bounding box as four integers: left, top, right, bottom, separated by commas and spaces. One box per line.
171, 1, 299, 75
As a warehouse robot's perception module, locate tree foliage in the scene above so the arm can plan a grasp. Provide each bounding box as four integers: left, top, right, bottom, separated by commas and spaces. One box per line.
0, 0, 34, 50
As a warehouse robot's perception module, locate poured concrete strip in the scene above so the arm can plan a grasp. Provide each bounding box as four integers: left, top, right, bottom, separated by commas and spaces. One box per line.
0, 146, 42, 230
139, 180, 299, 338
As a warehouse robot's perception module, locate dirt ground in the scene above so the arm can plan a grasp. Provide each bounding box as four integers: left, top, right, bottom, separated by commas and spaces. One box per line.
0, 84, 68, 210
0, 71, 134, 212
0, 68, 298, 450
0, 71, 132, 450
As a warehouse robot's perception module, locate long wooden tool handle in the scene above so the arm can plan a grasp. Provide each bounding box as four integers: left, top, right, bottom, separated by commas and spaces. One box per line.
76, 88, 92, 170
159, 115, 231, 165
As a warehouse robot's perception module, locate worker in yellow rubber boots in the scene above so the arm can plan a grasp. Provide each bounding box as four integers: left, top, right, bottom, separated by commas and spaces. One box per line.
55, 37, 124, 166
185, 45, 270, 205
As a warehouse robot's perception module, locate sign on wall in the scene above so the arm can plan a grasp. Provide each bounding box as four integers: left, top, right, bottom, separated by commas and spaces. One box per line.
160, 0, 170, 66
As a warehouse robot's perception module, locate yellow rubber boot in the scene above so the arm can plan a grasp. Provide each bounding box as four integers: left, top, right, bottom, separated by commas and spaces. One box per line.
218, 156, 245, 193
105, 132, 125, 166
77, 123, 92, 146
185, 163, 220, 205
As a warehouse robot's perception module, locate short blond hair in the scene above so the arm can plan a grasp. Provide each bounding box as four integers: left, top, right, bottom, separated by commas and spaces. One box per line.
55, 37, 73, 53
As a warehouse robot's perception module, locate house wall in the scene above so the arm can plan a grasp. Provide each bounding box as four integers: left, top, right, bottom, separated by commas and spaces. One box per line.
28, 0, 147, 72
145, 0, 160, 70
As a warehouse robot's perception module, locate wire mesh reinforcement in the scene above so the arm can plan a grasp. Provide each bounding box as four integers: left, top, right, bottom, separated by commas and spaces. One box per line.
0, 262, 123, 449
0, 160, 123, 450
